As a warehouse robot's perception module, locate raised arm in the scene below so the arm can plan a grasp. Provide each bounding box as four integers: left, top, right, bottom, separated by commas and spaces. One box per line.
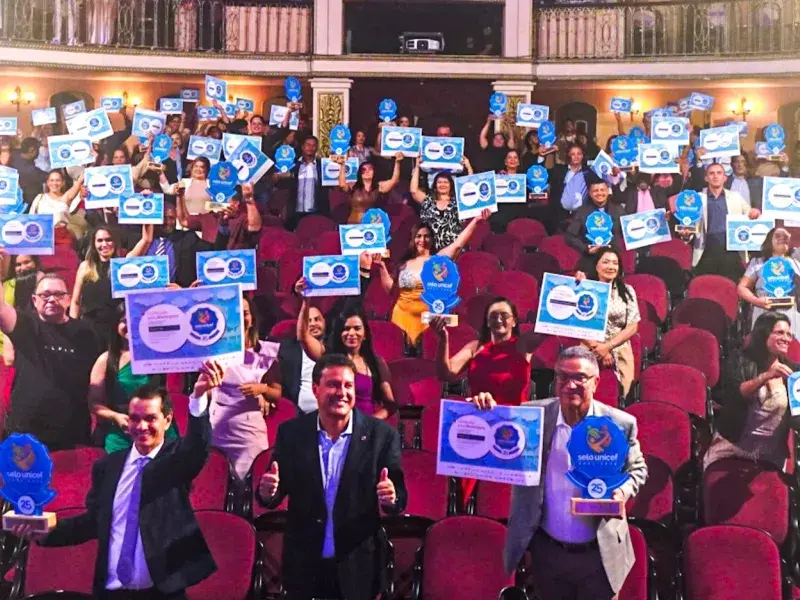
378, 153, 403, 194
296, 282, 324, 360
175, 185, 189, 228
479, 116, 492, 150
374, 255, 395, 295
438, 208, 490, 260
463, 156, 474, 176
0, 256, 18, 334
433, 318, 478, 383
409, 161, 427, 204
62, 173, 84, 210
338, 156, 352, 193
242, 183, 262, 232
262, 360, 285, 404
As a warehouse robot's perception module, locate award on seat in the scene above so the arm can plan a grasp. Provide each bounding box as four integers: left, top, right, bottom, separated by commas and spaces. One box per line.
361, 208, 392, 258
566, 416, 630, 517
420, 255, 461, 327
526, 164, 549, 203
0, 434, 57, 532
585, 211, 613, 247
674, 190, 702, 234
762, 256, 795, 308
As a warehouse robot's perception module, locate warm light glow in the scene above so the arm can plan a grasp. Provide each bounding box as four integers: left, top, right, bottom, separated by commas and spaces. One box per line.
21, 92, 34, 104
631, 101, 642, 114
131, 97, 142, 107
728, 101, 739, 113
5, 90, 18, 103
743, 100, 754, 113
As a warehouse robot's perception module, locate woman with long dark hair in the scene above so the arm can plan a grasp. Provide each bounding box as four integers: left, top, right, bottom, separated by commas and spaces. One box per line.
339, 154, 403, 224
410, 159, 474, 251
2, 255, 43, 366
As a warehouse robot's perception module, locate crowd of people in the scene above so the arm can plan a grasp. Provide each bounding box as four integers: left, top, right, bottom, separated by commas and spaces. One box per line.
2, 91, 800, 600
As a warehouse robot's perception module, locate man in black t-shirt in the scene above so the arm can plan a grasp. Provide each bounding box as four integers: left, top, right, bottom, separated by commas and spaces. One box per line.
0, 272, 102, 450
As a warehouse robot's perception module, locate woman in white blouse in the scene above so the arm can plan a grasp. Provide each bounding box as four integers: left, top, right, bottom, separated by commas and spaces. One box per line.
29, 169, 83, 227
159, 156, 211, 215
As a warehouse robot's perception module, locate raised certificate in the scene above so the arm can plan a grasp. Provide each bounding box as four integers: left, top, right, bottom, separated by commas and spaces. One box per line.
762, 177, 800, 220
534, 273, 611, 342
84, 165, 134, 209
303, 255, 361, 297
620, 209, 671, 250
380, 126, 422, 158
110, 256, 170, 298
0, 213, 55, 255
339, 224, 387, 256
196, 249, 257, 291
454, 171, 498, 220
726, 216, 774, 251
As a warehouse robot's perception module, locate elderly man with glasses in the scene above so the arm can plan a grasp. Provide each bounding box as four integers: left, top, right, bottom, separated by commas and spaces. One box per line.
0, 270, 102, 449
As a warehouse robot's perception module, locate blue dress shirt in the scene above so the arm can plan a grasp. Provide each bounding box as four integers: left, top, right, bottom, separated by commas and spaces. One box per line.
318, 416, 353, 558
562, 168, 588, 212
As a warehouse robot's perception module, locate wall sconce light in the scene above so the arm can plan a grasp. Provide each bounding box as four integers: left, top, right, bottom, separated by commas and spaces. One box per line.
729, 97, 754, 120
630, 101, 641, 120
122, 91, 141, 109
6, 86, 35, 112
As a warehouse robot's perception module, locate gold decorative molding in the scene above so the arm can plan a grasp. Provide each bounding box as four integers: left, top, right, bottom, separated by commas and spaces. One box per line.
503, 95, 529, 148
316, 93, 344, 157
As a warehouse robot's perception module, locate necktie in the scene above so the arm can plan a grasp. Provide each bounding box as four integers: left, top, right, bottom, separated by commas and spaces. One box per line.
155, 238, 166, 256
117, 457, 150, 586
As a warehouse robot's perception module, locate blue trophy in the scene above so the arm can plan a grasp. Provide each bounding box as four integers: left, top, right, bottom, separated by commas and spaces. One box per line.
566, 416, 630, 517
764, 123, 786, 160
526, 165, 549, 199
285, 77, 302, 103
762, 256, 796, 308
674, 190, 703, 233
362, 208, 392, 255
538, 121, 557, 148
420, 256, 461, 327
585, 210, 614, 247
275, 145, 296, 174
207, 161, 238, 206
0, 434, 57, 531
379, 99, 397, 123
611, 135, 637, 169
150, 134, 172, 165
489, 93, 507, 119
329, 124, 351, 157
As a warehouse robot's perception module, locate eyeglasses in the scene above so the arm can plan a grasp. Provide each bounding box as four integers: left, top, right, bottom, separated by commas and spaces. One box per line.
555, 372, 596, 385
488, 312, 513, 322
35, 291, 68, 301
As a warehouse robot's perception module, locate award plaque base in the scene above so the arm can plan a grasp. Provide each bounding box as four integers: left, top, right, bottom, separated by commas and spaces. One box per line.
674, 224, 700, 234
571, 498, 624, 518
769, 155, 784, 162
421, 312, 458, 326
2, 511, 57, 532
528, 193, 548, 205
767, 296, 795, 309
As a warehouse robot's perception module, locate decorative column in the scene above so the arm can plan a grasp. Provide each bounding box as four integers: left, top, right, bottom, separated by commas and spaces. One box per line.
492, 80, 536, 142
503, 0, 534, 58
314, 0, 344, 55
310, 78, 352, 157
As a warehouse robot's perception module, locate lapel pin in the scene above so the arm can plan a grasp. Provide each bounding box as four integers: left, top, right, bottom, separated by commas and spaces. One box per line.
361, 435, 367, 441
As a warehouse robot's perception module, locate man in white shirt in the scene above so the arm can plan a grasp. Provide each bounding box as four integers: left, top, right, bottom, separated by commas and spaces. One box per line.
284, 135, 329, 230
470, 346, 648, 600
15, 366, 221, 599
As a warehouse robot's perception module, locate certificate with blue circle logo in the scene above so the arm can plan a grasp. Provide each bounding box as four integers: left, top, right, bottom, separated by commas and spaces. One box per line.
789, 373, 800, 417
699, 125, 740, 159
196, 249, 257, 291
47, 134, 94, 169
420, 136, 464, 170
0, 213, 55, 255
84, 165, 135, 209
620, 208, 671, 250
496, 174, 527, 203
132, 108, 166, 138
762, 176, 800, 220
339, 224, 387, 256
534, 273, 611, 342
515, 103, 549, 129
100, 97, 124, 112
229, 140, 274, 184
187, 135, 222, 164
0, 168, 20, 206
726, 216, 774, 251
111, 255, 170, 298
303, 255, 361, 297
610, 97, 632, 113
454, 171, 498, 220
118, 194, 165, 225
65, 108, 114, 143
205, 74, 227, 102
159, 98, 184, 114
380, 126, 422, 158
321, 158, 358, 187
651, 116, 689, 148
196, 105, 221, 121
436, 400, 544, 486
637, 143, 679, 174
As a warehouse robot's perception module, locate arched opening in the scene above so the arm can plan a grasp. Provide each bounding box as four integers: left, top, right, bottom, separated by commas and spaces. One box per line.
49, 91, 95, 134
555, 101, 598, 142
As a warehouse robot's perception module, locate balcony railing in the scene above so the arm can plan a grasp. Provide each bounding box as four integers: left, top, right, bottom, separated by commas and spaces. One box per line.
535, 0, 800, 60
0, 0, 311, 55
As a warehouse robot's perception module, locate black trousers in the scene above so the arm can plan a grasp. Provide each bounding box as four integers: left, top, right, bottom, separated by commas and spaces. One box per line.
100, 588, 186, 600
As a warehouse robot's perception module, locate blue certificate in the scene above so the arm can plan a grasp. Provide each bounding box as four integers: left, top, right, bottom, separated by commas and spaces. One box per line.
132, 108, 166, 138
187, 136, 222, 164
515, 103, 549, 128
110, 256, 170, 298
196, 105, 221, 121
436, 400, 545, 486
61, 99, 86, 119
0, 214, 54, 255
610, 97, 632, 113
0, 169, 19, 206
420, 136, 464, 170
196, 249, 257, 291
534, 273, 611, 342
66, 108, 114, 142
380, 126, 422, 158
496, 174, 527, 204
0, 118, 17, 135
762, 176, 800, 220
221, 103, 236, 119
100, 97, 124, 111
118, 194, 165, 225
84, 165, 134, 209
638, 143, 679, 174
303, 255, 361, 297
455, 171, 498, 219
489, 92, 507, 118
726, 216, 774, 251
611, 135, 637, 168
268, 105, 299, 131
699, 125, 740, 159
48, 134, 93, 169
620, 208, 671, 251
205, 75, 227, 102
789, 373, 800, 417
591, 150, 618, 180
689, 92, 715, 111
678, 96, 691, 114
31, 108, 57, 127
236, 98, 255, 112
228, 140, 274, 184
764, 123, 786, 155
727, 120, 748, 136
125, 284, 244, 375
321, 158, 358, 187
159, 98, 183, 114
339, 224, 387, 256
222, 133, 262, 159
651, 117, 689, 148
181, 88, 200, 101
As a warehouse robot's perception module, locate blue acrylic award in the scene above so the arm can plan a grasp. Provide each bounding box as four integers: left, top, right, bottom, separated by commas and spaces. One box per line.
150, 134, 172, 164
538, 121, 557, 148
526, 164, 549, 197
611, 135, 637, 168
362, 208, 392, 244
765, 123, 786, 158
489, 92, 507, 119
674, 190, 703, 231
566, 416, 630, 517
329, 124, 351, 157
379, 98, 397, 123
420, 255, 461, 326
0, 434, 57, 531
762, 257, 796, 308
585, 210, 614, 247
789, 373, 800, 417
275, 144, 296, 173
207, 161, 239, 206
628, 126, 650, 146
285, 77, 302, 103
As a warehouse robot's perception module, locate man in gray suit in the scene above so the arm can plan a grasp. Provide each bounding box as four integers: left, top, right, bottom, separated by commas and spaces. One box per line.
469, 346, 647, 599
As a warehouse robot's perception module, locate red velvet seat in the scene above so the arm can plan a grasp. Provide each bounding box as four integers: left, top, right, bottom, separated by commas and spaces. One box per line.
671, 299, 731, 347
421, 323, 478, 361
268, 318, 297, 340
506, 218, 547, 249
456, 252, 501, 292
49, 447, 105, 512
638, 364, 710, 422
481, 233, 522, 270
266, 398, 299, 448
659, 328, 720, 388
687, 274, 739, 323
368, 319, 408, 361
516, 252, 560, 286
474, 480, 512, 521
294, 214, 337, 247
627, 273, 669, 324
487, 271, 540, 323
189, 448, 233, 511
537, 235, 580, 273
618, 525, 654, 600
256, 227, 297, 265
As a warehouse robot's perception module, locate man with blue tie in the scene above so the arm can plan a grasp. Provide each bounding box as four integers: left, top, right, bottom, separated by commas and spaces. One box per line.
13, 363, 223, 599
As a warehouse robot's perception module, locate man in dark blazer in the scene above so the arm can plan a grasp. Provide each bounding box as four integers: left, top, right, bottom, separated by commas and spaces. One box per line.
258, 353, 408, 600
14, 369, 221, 600
274, 135, 330, 231
565, 176, 627, 271
548, 143, 593, 233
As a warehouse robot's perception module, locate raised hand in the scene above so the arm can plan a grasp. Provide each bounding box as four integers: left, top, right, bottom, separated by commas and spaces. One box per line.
193, 360, 225, 397
259, 462, 280, 499
376, 467, 396, 506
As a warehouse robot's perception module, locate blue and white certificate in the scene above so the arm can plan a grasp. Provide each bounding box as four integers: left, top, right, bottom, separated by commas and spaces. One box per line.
789, 373, 800, 416
228, 140, 274, 185
495, 174, 527, 203
303, 255, 361, 297
688, 92, 715, 111
610, 97, 633, 113
118, 194, 165, 225
0, 118, 16, 136
0, 213, 55, 255
159, 98, 183, 114
380, 126, 422, 158
48, 134, 93, 168
762, 177, 800, 220
699, 125, 740, 159
196, 105, 221, 121
437, 400, 544, 486
591, 150, 618, 180
534, 273, 611, 342
321, 158, 358, 187
339, 224, 386, 256
0, 168, 19, 206
126, 284, 244, 375
515, 103, 549, 129
221, 103, 236, 119
726, 216, 774, 251
84, 165, 134, 209
756, 142, 770, 159
620, 208, 671, 250
196, 249, 257, 291
455, 171, 498, 219
61, 99, 86, 119
222, 133, 262, 159
110, 256, 170, 298
132, 108, 166, 138
181, 88, 200, 101
205, 75, 227, 102
651, 116, 689, 148
187, 135, 222, 164
268, 105, 299, 131
420, 136, 464, 170
100, 97, 124, 111
65, 107, 114, 142
236, 98, 255, 112
31, 108, 57, 127
637, 143, 679, 174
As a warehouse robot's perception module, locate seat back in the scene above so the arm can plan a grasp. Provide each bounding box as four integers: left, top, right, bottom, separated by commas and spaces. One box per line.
649, 238, 693, 270
594, 368, 621, 408
506, 218, 547, 249
277, 248, 314, 294
257, 227, 297, 264
49, 447, 105, 511
421, 323, 478, 361
454, 293, 496, 334
625, 454, 674, 523
402, 450, 450, 520
537, 235, 580, 273
516, 252, 560, 286
268, 318, 297, 340
487, 271, 540, 323
266, 398, 299, 448
481, 233, 522, 270
189, 448, 232, 511
687, 274, 739, 322
456, 252, 501, 291
310, 230, 342, 255
639, 364, 708, 420
635, 256, 688, 299
671, 299, 730, 346
294, 215, 337, 246
475, 481, 512, 521
364, 277, 396, 320
368, 320, 407, 361
627, 273, 669, 324
659, 328, 720, 387
625, 401, 692, 474
618, 525, 651, 600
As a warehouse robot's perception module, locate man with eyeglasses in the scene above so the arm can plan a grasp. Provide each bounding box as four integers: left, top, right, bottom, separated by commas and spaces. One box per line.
470, 346, 647, 600
0, 271, 102, 450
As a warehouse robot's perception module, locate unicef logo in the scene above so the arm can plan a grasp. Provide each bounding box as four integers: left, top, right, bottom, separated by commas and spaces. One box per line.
671, 123, 683, 135
507, 179, 520, 194
363, 230, 376, 244
645, 216, 661, 233
736, 227, 751, 243
659, 149, 672, 162
402, 134, 415, 148
207, 82, 223, 97
139, 118, 151, 131
109, 175, 125, 193
141, 199, 155, 214
442, 144, 456, 159
206, 143, 216, 154
0, 181, 7, 192
478, 182, 491, 200
331, 263, 349, 283
574, 292, 598, 321
59, 147, 72, 159
490, 422, 525, 460
227, 258, 245, 279
187, 304, 225, 346
242, 152, 257, 167
89, 117, 102, 130
24, 222, 43, 243
140, 264, 158, 284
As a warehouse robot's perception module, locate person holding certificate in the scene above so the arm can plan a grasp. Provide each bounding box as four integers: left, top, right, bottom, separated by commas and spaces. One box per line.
160, 156, 212, 217
738, 227, 800, 337
29, 169, 85, 242
565, 176, 625, 271
338, 155, 404, 224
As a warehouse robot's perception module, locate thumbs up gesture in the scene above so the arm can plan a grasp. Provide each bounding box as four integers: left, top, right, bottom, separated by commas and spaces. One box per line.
376, 467, 396, 507
258, 462, 280, 500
